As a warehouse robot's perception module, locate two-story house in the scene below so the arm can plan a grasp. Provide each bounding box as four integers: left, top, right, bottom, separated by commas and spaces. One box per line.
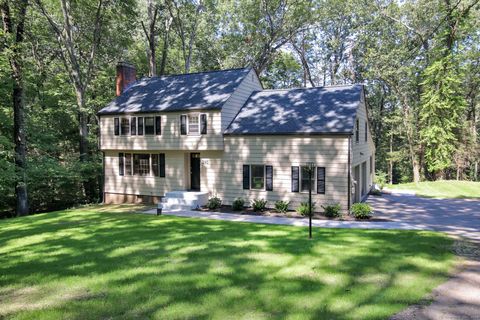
98, 62, 375, 212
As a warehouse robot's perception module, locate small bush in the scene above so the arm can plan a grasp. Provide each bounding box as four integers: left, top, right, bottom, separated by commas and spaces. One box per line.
322, 203, 342, 218
274, 200, 290, 213
232, 198, 245, 211
206, 196, 222, 210
351, 203, 373, 219
375, 171, 387, 189
297, 201, 316, 216
252, 199, 267, 212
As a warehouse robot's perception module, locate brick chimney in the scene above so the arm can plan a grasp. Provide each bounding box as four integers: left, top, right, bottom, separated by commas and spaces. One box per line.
116, 62, 136, 96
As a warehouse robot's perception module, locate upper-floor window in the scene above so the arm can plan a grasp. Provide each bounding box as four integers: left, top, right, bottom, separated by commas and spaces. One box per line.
114, 116, 161, 136
188, 114, 200, 135
365, 121, 368, 142
121, 118, 130, 135
181, 114, 207, 135
355, 118, 359, 143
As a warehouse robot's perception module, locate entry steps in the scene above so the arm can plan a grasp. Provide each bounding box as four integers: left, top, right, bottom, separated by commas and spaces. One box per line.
160, 191, 209, 210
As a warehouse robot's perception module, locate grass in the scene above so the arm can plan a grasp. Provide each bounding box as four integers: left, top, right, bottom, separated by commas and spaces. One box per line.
387, 180, 480, 199
0, 205, 457, 320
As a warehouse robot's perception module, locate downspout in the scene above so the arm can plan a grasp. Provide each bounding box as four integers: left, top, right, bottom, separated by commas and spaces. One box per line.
347, 135, 351, 212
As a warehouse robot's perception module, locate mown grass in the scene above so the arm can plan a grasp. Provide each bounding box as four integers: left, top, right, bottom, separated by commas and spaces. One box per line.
387, 180, 480, 199
0, 205, 457, 319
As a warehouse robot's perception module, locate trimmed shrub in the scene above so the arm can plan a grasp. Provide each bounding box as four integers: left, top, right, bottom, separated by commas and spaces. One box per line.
297, 202, 316, 216
322, 203, 342, 218
232, 198, 245, 211
252, 199, 267, 212
206, 196, 222, 210
274, 200, 290, 213
375, 171, 387, 189
351, 203, 373, 219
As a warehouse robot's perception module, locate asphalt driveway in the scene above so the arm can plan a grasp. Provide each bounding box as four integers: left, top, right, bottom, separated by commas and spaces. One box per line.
367, 193, 480, 243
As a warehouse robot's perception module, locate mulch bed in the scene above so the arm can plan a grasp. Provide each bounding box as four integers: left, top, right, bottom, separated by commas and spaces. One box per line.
196, 205, 391, 222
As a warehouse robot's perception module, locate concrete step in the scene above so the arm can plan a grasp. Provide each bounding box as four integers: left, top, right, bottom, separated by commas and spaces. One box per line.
159, 191, 209, 210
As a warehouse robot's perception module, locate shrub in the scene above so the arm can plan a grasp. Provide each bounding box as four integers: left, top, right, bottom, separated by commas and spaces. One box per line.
375, 171, 387, 189
252, 199, 267, 212
232, 198, 245, 211
297, 202, 316, 216
322, 203, 342, 218
206, 196, 222, 210
351, 203, 373, 219
274, 200, 290, 213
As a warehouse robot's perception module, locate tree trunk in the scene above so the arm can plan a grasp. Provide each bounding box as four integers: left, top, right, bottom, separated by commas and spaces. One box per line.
389, 134, 393, 184
2, 0, 30, 216
159, 17, 172, 75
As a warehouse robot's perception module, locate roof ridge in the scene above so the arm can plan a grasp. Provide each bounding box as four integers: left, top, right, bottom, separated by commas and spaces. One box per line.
147, 67, 250, 80
258, 84, 361, 92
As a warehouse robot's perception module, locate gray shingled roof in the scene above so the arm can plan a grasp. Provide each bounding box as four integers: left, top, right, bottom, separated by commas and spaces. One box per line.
224, 85, 363, 135
98, 68, 251, 115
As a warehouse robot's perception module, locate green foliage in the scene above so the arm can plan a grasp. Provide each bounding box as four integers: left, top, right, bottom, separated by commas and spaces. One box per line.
274, 200, 290, 213
263, 52, 303, 88
375, 171, 387, 189
232, 198, 245, 211
351, 203, 373, 219
206, 196, 222, 210
296, 201, 315, 216
419, 56, 467, 174
251, 199, 267, 212
321, 203, 342, 218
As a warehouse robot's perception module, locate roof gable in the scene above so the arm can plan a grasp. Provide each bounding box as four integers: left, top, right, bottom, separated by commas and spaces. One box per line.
98, 68, 251, 115
224, 85, 363, 135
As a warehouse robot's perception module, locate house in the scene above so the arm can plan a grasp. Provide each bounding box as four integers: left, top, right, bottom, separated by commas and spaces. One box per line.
97, 62, 375, 212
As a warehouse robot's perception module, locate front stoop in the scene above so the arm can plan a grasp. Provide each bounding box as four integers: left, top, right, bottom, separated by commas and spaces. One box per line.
160, 191, 209, 210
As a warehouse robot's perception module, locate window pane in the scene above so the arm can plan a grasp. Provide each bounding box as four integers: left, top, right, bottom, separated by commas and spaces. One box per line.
131, 117, 137, 135
121, 118, 129, 135
133, 154, 150, 176
145, 117, 154, 135
188, 115, 199, 134
250, 165, 264, 190
137, 117, 144, 135
301, 166, 315, 192
125, 153, 132, 175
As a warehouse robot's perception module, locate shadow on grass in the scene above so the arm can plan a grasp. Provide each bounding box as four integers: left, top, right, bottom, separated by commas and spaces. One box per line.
0, 206, 456, 320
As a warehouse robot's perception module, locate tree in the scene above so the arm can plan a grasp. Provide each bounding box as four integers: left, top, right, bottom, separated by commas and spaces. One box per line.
1, 0, 30, 216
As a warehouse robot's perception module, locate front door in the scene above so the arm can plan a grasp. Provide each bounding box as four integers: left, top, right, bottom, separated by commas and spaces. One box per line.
190, 153, 200, 191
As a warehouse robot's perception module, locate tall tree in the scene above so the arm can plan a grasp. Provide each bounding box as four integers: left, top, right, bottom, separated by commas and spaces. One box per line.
1, 0, 29, 216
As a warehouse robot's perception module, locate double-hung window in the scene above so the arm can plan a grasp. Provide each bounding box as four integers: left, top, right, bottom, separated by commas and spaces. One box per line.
120, 118, 130, 135
188, 114, 200, 135
144, 117, 155, 135
250, 165, 265, 190
133, 154, 150, 176
300, 166, 315, 192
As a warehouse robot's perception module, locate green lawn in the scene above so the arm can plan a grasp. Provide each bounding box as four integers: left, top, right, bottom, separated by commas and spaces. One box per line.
0, 205, 457, 320
387, 180, 480, 199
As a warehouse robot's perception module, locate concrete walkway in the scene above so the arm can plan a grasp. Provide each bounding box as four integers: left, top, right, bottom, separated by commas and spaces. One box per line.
144, 208, 429, 230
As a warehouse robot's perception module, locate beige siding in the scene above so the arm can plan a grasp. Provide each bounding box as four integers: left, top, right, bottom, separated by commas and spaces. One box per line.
202, 136, 350, 212
221, 69, 263, 131
351, 94, 376, 202
103, 150, 187, 196
100, 110, 223, 151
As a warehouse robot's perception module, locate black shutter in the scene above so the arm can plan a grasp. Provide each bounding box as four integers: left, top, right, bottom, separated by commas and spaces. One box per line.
180, 115, 187, 135
114, 118, 119, 135
200, 114, 207, 134
317, 167, 326, 194
265, 165, 273, 191
243, 165, 250, 190
151, 154, 159, 176
119, 153, 124, 176
133, 154, 139, 175
138, 117, 144, 135
291, 166, 299, 192
159, 153, 165, 177
131, 117, 137, 135
365, 121, 368, 142
155, 116, 161, 135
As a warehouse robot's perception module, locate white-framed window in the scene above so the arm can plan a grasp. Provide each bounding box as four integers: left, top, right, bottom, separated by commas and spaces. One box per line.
300, 166, 315, 192
250, 165, 265, 190
188, 114, 200, 135
120, 118, 130, 135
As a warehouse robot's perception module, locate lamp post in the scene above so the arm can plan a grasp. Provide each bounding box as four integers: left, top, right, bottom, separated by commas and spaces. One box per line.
306, 162, 315, 239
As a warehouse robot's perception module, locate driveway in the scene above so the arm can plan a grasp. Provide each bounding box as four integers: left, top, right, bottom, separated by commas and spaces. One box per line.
367, 193, 480, 243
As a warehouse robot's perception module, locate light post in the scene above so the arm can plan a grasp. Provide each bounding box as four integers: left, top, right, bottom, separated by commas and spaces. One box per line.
306, 162, 315, 239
